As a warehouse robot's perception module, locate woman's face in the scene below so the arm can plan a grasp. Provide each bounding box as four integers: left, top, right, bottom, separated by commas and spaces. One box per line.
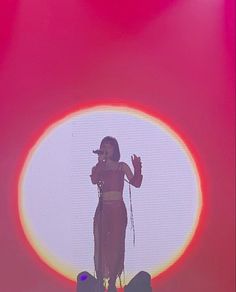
101, 142, 114, 160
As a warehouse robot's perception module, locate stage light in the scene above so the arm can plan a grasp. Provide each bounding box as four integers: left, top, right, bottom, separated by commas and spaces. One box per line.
124, 271, 152, 292
76, 271, 99, 292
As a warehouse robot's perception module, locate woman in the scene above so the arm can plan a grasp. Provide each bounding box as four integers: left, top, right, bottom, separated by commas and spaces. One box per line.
90, 136, 143, 292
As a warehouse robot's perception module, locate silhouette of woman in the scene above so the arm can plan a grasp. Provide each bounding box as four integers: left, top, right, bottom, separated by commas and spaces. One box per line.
90, 136, 143, 292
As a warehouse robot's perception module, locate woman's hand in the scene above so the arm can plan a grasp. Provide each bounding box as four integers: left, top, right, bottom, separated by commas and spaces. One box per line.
131, 154, 142, 169
98, 151, 107, 163
95, 152, 107, 170
129, 154, 143, 187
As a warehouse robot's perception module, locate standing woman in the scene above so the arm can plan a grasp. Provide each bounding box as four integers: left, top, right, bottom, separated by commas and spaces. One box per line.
90, 136, 143, 292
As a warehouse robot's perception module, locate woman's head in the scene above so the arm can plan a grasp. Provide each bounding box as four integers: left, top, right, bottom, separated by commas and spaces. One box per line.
100, 136, 120, 162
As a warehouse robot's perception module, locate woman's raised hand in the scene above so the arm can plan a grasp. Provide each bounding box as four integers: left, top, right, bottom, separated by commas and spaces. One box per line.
131, 154, 142, 169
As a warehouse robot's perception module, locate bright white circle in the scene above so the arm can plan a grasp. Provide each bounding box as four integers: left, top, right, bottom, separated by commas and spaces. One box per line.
19, 105, 202, 285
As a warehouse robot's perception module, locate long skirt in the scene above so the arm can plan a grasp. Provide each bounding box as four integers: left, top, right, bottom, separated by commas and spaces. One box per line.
93, 197, 128, 286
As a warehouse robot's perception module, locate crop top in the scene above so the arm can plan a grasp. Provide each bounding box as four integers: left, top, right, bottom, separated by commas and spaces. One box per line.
90, 161, 143, 191
90, 163, 125, 193
101, 168, 125, 193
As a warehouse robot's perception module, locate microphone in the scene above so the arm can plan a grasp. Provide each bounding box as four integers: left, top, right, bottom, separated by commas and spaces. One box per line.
92, 149, 104, 155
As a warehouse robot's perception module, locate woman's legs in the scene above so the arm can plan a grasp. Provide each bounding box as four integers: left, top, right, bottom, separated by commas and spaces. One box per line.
96, 271, 105, 292
107, 201, 127, 290
94, 200, 127, 290
93, 202, 107, 289
108, 274, 117, 285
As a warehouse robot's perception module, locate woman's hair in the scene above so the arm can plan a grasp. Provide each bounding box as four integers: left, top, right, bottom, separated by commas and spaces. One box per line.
100, 136, 120, 162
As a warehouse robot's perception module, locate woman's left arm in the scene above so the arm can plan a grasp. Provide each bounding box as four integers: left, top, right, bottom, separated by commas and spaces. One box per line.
121, 155, 143, 188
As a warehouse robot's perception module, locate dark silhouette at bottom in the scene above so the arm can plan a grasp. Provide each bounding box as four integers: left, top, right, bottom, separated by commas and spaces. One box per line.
77, 270, 152, 292
76, 272, 97, 292
124, 271, 152, 292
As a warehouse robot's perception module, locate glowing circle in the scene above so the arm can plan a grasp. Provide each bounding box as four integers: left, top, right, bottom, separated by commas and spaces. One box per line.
18, 105, 202, 284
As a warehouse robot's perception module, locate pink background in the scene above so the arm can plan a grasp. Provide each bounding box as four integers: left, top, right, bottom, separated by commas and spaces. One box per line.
0, 0, 235, 291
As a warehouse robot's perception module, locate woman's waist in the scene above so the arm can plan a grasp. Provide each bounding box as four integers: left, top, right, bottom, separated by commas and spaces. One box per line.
102, 190, 123, 200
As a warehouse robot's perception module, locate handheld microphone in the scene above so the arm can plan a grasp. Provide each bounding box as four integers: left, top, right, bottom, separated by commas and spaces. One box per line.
92, 149, 104, 155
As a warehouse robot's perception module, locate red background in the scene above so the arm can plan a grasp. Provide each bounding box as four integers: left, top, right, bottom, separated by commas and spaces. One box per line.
0, 0, 235, 291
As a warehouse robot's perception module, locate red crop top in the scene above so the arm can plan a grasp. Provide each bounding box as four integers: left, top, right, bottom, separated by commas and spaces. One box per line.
100, 168, 125, 193
90, 161, 143, 191
90, 163, 125, 193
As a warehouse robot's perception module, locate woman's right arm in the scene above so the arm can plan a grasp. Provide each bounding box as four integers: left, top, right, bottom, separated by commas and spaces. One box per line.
90, 161, 106, 184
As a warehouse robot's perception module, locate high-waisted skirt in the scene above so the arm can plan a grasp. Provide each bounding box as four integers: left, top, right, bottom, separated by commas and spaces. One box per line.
93, 197, 128, 285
